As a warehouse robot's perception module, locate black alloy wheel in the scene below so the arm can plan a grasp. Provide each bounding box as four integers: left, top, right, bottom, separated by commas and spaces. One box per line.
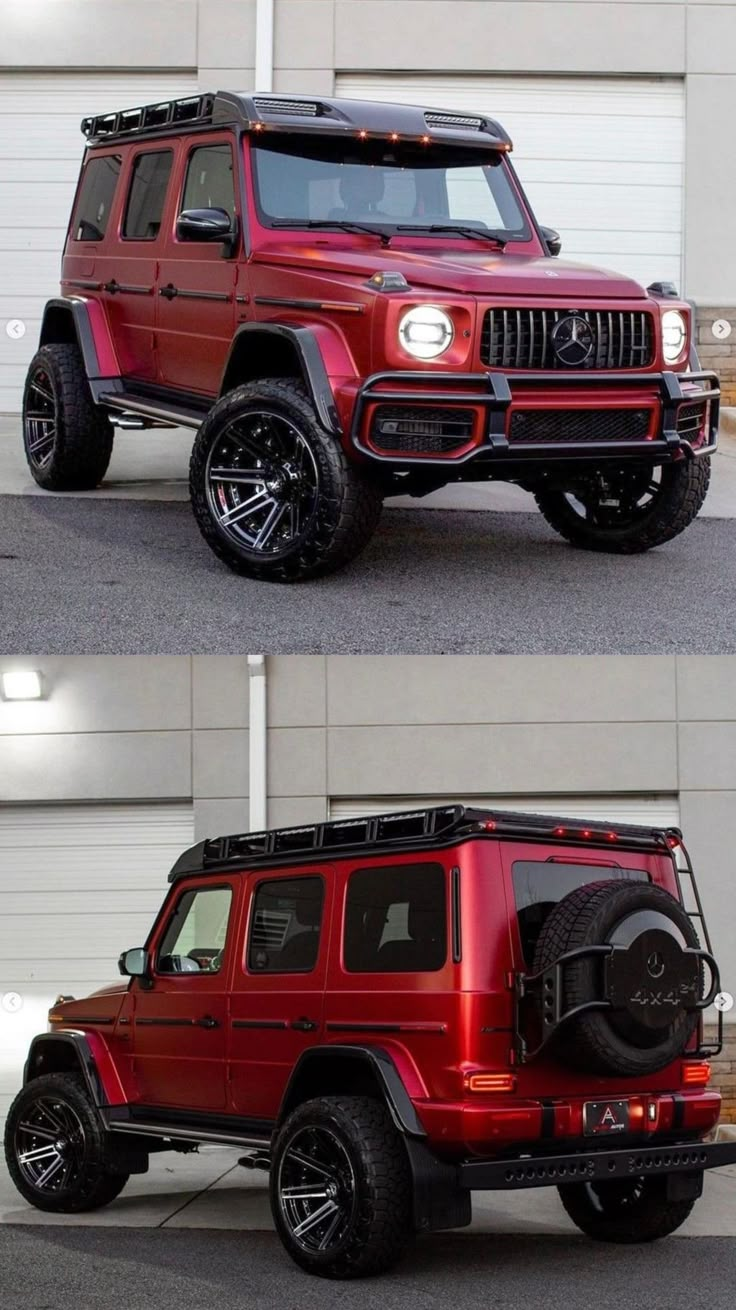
23, 363, 58, 474
189, 377, 383, 581
204, 408, 319, 559
535, 457, 710, 553
14, 1094, 87, 1196
277, 1124, 357, 1255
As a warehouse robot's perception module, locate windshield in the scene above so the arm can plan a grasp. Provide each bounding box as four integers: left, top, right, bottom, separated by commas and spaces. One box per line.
250, 134, 530, 241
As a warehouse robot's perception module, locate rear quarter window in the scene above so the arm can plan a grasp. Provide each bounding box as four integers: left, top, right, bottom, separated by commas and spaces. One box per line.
71, 154, 122, 241
344, 862, 446, 973
513, 860, 650, 966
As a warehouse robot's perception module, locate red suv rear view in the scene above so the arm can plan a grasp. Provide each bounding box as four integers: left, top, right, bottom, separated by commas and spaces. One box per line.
5, 806, 734, 1278
22, 92, 719, 580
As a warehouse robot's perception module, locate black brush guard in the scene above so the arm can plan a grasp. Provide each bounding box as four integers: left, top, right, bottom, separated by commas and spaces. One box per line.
350, 369, 719, 468
513, 942, 721, 1064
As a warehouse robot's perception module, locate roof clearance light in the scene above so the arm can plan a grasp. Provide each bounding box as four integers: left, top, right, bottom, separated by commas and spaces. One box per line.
582, 830, 592, 839
607, 831, 619, 842
390, 132, 399, 142
358, 130, 368, 140
483, 820, 497, 831
421, 135, 431, 144
554, 827, 566, 837
667, 834, 681, 849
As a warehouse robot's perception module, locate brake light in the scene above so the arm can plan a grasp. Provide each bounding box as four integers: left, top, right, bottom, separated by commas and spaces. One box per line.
682, 1061, 711, 1087
464, 1072, 516, 1093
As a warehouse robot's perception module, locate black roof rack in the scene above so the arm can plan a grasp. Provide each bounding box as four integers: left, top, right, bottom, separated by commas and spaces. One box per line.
81, 91, 512, 150
169, 804, 676, 882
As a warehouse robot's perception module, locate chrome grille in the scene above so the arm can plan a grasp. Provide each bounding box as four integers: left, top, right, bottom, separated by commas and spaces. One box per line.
480, 309, 654, 370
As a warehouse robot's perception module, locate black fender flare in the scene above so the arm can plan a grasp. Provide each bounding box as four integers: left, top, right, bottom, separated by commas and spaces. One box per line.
277, 1044, 426, 1137
40, 298, 103, 382
24, 1030, 108, 1107
219, 322, 342, 436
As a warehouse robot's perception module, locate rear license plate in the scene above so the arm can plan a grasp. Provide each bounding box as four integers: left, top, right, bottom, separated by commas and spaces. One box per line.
583, 1100, 630, 1136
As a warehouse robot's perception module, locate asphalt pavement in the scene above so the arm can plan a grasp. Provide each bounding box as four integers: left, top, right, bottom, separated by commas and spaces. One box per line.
1, 493, 736, 654
2, 1227, 736, 1310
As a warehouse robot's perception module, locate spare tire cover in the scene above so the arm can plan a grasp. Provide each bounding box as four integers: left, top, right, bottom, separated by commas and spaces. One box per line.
532, 880, 702, 1077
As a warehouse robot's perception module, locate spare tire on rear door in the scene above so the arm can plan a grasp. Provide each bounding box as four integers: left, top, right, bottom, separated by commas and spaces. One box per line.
532, 880, 704, 1077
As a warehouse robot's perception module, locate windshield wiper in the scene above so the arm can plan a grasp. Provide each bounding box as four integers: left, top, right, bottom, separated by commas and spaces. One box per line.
397, 224, 507, 248
271, 219, 391, 247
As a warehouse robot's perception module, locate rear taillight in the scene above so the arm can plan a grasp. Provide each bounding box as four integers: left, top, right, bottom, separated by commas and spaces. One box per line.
682, 1060, 711, 1087
464, 1072, 516, 1094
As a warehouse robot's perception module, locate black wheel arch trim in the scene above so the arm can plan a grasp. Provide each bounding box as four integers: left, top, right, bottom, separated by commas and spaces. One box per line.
277, 1044, 427, 1137
219, 322, 342, 436
23, 1031, 108, 1108
38, 298, 122, 404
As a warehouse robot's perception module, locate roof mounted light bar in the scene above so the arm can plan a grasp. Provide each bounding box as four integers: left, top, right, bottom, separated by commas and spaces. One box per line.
168, 804, 676, 882
81, 94, 215, 141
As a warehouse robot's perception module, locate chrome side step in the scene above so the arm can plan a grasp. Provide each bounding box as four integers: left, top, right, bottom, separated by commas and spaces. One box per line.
106, 1119, 272, 1150
98, 391, 208, 430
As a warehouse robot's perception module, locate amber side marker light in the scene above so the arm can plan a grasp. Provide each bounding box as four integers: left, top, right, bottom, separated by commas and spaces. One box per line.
682, 1061, 711, 1088
464, 1072, 516, 1094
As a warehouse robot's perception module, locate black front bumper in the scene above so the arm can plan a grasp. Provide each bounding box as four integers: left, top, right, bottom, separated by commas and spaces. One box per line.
458, 1137, 736, 1191
351, 368, 720, 469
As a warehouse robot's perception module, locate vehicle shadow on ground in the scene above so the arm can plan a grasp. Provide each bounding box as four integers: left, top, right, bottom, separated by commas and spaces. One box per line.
5, 1225, 735, 1310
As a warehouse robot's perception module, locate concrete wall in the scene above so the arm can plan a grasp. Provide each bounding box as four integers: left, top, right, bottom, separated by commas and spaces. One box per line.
1, 0, 735, 309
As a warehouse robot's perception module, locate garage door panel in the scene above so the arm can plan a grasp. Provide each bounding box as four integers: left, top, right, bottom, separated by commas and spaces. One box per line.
0, 802, 193, 1105
0, 71, 198, 412
0, 255, 65, 296
336, 74, 683, 290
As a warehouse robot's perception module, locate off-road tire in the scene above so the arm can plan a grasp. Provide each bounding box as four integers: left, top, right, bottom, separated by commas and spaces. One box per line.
22, 343, 114, 490
535, 457, 710, 554
270, 1095, 412, 1278
189, 378, 383, 581
532, 880, 700, 1077
4, 1072, 129, 1213
558, 1175, 696, 1243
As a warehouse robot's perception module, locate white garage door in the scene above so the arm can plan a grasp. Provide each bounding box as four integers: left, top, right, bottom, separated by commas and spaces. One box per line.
336, 75, 683, 292
0, 802, 193, 1117
0, 72, 199, 413
330, 794, 680, 829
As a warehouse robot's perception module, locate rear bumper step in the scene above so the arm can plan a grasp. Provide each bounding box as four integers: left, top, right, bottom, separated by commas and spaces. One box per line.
458, 1139, 736, 1191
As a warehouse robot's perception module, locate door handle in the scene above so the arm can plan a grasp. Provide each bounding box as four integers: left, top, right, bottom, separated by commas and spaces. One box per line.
103, 279, 120, 294
159, 283, 178, 300
195, 1015, 220, 1029
291, 1017, 319, 1032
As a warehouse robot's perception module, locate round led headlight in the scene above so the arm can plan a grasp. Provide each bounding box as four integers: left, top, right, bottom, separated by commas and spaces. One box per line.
398, 306, 454, 360
662, 309, 687, 364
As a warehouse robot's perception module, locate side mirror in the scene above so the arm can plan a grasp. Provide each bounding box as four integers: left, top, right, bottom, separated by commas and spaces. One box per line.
540, 226, 562, 257
176, 207, 234, 242
118, 947, 149, 978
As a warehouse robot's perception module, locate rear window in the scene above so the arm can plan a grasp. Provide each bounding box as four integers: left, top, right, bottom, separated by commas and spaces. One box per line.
344, 863, 446, 973
513, 860, 649, 966
71, 154, 121, 241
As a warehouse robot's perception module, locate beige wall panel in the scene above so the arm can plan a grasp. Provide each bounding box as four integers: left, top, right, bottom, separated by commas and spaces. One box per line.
192, 656, 249, 729
0, 733, 190, 802
0, 657, 191, 736
192, 729, 249, 798
326, 656, 676, 726
0, 2, 197, 68
327, 722, 678, 795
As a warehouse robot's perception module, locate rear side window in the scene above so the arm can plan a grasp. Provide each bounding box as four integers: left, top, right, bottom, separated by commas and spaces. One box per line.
181, 144, 235, 222
123, 150, 173, 240
247, 876, 324, 973
71, 155, 121, 241
513, 860, 649, 966
344, 863, 446, 973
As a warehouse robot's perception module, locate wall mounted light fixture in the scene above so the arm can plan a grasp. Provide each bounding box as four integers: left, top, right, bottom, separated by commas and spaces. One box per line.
1, 670, 43, 701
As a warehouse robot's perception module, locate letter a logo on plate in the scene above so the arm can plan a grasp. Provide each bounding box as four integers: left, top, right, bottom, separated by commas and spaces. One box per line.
601, 1106, 618, 1126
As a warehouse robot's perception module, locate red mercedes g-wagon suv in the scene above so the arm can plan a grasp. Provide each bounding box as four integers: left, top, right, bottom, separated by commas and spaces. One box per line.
5, 806, 735, 1278
23, 92, 719, 580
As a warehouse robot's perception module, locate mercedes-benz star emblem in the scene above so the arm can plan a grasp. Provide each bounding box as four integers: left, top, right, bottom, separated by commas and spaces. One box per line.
551, 314, 594, 366
647, 951, 666, 979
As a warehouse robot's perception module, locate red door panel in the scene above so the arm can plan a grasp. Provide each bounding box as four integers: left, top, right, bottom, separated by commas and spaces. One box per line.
228, 868, 333, 1121
156, 135, 239, 394
129, 877, 240, 1112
